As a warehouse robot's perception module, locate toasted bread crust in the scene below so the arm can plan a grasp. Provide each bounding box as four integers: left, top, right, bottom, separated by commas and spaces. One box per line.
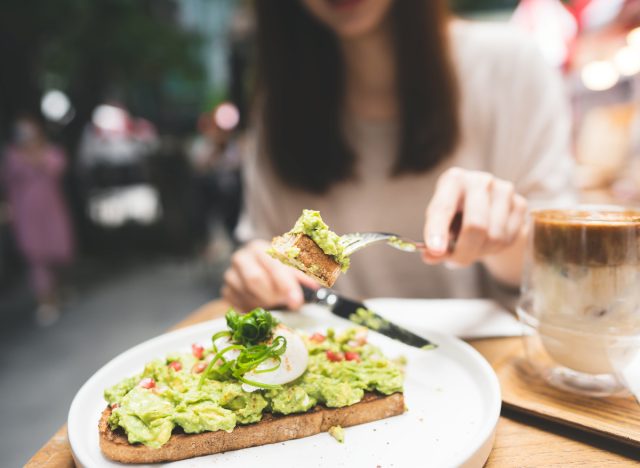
270, 233, 342, 287
99, 392, 404, 464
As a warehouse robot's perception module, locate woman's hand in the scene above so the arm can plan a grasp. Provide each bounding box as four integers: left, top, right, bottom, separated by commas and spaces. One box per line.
222, 239, 319, 312
422, 167, 527, 276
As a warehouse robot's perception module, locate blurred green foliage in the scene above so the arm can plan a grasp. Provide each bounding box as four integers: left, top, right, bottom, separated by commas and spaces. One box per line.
0, 0, 205, 140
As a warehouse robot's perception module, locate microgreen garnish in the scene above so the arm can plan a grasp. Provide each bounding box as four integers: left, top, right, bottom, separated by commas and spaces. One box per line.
226, 308, 279, 346
199, 309, 287, 390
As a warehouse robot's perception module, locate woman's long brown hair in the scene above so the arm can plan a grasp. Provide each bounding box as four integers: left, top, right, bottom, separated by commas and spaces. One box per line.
254, 0, 458, 194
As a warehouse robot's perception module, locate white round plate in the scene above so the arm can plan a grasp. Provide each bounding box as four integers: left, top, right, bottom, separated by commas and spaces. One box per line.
68, 305, 501, 468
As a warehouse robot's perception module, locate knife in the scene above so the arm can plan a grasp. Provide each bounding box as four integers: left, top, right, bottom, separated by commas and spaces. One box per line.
302, 286, 436, 349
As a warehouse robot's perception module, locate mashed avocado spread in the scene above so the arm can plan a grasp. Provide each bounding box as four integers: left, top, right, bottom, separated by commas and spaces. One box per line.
349, 307, 389, 331
328, 425, 345, 443
387, 236, 417, 252
290, 210, 350, 271
105, 312, 404, 448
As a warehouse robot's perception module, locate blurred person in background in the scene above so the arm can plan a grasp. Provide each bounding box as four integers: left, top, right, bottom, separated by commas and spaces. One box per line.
224, 0, 573, 311
1, 114, 75, 325
77, 103, 159, 190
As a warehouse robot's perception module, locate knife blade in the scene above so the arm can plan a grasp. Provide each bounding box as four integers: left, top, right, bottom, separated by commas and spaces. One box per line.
301, 286, 436, 349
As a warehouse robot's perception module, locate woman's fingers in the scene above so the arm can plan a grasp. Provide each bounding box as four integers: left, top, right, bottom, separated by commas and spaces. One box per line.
231, 249, 276, 302
447, 173, 492, 266
222, 239, 316, 312
223, 267, 244, 295
423, 167, 465, 258
223, 265, 262, 311
486, 180, 515, 252
252, 245, 308, 310
293, 269, 321, 289
423, 167, 527, 267
221, 277, 258, 313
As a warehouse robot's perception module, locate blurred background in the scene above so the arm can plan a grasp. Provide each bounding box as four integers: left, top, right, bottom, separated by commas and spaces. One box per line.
1, 0, 640, 465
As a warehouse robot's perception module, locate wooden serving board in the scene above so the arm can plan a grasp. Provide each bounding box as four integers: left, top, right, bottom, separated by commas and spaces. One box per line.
471, 337, 640, 448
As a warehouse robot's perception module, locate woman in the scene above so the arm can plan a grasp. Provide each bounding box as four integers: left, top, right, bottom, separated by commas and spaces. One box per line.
2, 115, 75, 325
223, 0, 572, 311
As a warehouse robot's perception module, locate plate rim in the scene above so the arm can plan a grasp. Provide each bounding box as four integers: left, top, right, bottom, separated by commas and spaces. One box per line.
68, 315, 501, 467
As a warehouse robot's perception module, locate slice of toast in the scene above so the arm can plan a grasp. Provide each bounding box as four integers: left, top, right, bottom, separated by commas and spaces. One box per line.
99, 392, 404, 464
270, 233, 342, 287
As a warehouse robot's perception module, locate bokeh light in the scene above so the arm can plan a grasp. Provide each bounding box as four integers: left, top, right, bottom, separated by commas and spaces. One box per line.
627, 27, 640, 49
581, 60, 619, 91
41, 89, 71, 122
92, 104, 128, 133
614, 46, 640, 76
214, 102, 240, 131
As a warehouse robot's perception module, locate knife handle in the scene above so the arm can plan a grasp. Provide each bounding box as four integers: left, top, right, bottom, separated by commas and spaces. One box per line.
301, 286, 319, 303
301, 286, 337, 307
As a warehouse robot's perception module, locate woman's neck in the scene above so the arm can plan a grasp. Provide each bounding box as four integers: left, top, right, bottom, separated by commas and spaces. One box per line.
339, 21, 397, 121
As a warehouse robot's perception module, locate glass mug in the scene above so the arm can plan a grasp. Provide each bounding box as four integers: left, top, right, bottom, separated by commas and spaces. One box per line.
518, 207, 640, 396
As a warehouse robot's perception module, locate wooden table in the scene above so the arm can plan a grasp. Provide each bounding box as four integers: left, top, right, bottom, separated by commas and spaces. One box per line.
26, 300, 640, 467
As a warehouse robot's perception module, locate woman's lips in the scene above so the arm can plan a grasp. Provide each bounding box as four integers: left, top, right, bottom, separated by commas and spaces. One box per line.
326, 0, 365, 11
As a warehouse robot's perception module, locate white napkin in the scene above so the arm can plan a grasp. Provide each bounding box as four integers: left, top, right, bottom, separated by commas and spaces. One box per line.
363, 298, 524, 340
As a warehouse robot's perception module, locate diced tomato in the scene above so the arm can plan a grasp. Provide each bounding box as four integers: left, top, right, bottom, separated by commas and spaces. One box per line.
192, 343, 204, 360
193, 362, 208, 374
310, 333, 326, 343
168, 361, 182, 371
139, 378, 156, 389
354, 329, 368, 346
326, 350, 344, 362
111, 403, 120, 409
344, 351, 360, 362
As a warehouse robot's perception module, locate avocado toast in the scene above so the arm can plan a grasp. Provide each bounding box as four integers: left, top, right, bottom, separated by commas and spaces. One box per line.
99, 309, 405, 463
269, 210, 348, 287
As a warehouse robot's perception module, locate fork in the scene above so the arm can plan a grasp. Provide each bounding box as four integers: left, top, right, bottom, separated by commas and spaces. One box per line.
339, 233, 425, 256
339, 213, 462, 256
